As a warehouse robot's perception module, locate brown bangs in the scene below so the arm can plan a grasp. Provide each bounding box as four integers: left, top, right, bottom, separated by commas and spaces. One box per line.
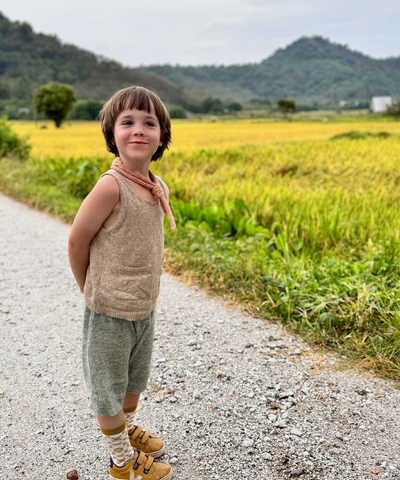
99, 86, 172, 161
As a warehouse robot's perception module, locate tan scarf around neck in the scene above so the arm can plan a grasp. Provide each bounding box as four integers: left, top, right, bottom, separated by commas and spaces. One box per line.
111, 157, 176, 229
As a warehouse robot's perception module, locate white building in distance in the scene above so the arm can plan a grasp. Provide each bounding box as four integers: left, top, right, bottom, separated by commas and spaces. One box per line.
370, 96, 393, 113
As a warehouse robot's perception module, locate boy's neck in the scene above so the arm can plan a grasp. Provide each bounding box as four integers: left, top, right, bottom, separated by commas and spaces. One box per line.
118, 156, 151, 180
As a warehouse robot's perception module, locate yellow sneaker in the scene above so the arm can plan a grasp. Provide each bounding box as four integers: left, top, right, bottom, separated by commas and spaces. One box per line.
109, 451, 173, 480
128, 426, 165, 458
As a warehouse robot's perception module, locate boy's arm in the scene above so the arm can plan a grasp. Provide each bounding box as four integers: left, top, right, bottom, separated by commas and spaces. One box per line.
68, 175, 120, 293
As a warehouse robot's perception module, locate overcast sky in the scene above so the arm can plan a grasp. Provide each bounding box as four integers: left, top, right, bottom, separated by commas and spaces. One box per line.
2, 0, 399, 67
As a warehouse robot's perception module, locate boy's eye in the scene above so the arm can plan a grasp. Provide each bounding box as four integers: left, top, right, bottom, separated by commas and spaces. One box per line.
123, 121, 133, 125
146, 122, 155, 127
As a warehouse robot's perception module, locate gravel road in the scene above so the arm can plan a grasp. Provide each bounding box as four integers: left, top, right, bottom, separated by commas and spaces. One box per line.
1, 193, 400, 480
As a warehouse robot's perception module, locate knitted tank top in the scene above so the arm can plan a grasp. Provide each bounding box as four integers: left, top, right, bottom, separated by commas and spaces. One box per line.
84, 169, 168, 321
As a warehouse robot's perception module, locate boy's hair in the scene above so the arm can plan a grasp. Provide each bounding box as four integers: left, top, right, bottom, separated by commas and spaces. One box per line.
99, 86, 172, 161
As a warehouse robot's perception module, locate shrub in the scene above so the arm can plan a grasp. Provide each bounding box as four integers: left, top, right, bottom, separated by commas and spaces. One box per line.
227, 102, 242, 113
168, 105, 187, 119
69, 100, 104, 120
387, 101, 400, 121
201, 97, 225, 114
0, 115, 31, 160
330, 131, 392, 141
187, 103, 202, 113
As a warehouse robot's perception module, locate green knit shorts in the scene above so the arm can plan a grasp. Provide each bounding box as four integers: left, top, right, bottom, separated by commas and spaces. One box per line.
82, 306, 155, 417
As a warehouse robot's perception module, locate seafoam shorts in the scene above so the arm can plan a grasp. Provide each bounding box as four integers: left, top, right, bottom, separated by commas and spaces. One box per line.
82, 306, 155, 417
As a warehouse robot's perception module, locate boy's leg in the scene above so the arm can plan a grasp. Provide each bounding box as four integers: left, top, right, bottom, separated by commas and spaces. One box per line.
98, 408, 134, 468
82, 308, 172, 478
98, 408, 126, 431
124, 311, 166, 458
82, 308, 136, 467
98, 409, 172, 480
123, 393, 140, 409
123, 392, 140, 431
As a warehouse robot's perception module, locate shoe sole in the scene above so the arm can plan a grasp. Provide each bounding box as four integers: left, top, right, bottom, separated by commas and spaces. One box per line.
109, 467, 173, 480
130, 443, 166, 458
146, 444, 165, 458
163, 467, 174, 480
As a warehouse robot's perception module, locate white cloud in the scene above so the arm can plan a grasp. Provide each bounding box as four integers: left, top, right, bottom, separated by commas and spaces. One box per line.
1, 0, 399, 65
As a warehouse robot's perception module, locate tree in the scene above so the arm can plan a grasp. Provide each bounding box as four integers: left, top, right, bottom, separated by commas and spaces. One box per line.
187, 103, 202, 113
209, 98, 224, 114
201, 97, 224, 114
168, 105, 187, 119
277, 99, 297, 117
69, 99, 103, 120
227, 102, 242, 113
387, 101, 400, 121
34, 82, 75, 127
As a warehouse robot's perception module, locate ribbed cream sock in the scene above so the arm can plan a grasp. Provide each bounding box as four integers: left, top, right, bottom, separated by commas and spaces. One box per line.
100, 421, 134, 467
123, 404, 138, 433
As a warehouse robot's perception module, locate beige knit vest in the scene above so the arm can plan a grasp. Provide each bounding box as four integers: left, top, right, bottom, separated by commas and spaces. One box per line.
84, 170, 167, 321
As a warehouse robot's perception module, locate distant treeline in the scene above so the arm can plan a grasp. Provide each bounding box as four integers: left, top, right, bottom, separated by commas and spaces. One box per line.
0, 12, 195, 118
1, 12, 400, 119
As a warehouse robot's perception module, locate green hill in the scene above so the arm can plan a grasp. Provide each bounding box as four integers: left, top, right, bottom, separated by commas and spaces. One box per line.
0, 13, 195, 117
143, 37, 400, 106
1, 11, 400, 114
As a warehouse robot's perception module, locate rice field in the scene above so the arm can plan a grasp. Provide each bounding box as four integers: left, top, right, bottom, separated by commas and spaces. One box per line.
3, 118, 400, 381
11, 119, 400, 158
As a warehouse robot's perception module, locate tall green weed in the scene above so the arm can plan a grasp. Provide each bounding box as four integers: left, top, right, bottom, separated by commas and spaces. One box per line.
0, 116, 31, 160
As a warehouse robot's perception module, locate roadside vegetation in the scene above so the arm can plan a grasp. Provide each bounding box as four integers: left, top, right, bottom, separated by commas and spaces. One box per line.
1, 118, 400, 383
0, 115, 30, 159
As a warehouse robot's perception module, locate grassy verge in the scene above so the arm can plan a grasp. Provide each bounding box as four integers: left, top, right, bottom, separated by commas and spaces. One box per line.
0, 156, 108, 221
1, 147, 399, 385
164, 225, 400, 384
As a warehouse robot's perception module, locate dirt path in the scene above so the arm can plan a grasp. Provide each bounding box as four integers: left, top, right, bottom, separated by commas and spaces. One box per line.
1, 193, 400, 480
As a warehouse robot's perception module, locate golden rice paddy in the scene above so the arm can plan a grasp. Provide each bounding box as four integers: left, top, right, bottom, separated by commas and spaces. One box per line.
4, 117, 400, 377
11, 119, 400, 159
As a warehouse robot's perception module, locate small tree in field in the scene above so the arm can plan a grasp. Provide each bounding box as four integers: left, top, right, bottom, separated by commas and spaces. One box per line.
34, 82, 76, 127
277, 99, 297, 118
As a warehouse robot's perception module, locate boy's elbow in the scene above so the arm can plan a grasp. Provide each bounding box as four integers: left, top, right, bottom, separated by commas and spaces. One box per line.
67, 238, 77, 256
68, 237, 86, 256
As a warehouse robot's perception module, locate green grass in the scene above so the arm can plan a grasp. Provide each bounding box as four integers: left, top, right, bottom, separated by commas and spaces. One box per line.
330, 130, 394, 140
164, 224, 400, 381
1, 143, 400, 384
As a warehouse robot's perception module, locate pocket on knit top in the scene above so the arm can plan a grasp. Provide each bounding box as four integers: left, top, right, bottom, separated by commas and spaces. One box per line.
98, 264, 153, 312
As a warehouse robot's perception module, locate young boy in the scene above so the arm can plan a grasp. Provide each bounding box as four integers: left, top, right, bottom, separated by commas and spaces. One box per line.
68, 86, 175, 480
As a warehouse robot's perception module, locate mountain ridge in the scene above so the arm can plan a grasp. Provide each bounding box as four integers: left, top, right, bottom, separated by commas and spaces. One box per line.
0, 12, 196, 117
1, 11, 399, 115
143, 36, 400, 104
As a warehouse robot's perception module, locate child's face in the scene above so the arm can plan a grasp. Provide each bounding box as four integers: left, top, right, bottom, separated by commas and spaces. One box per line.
113, 105, 163, 165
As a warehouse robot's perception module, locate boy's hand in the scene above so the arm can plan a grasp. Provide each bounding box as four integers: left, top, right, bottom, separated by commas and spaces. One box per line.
68, 175, 120, 292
